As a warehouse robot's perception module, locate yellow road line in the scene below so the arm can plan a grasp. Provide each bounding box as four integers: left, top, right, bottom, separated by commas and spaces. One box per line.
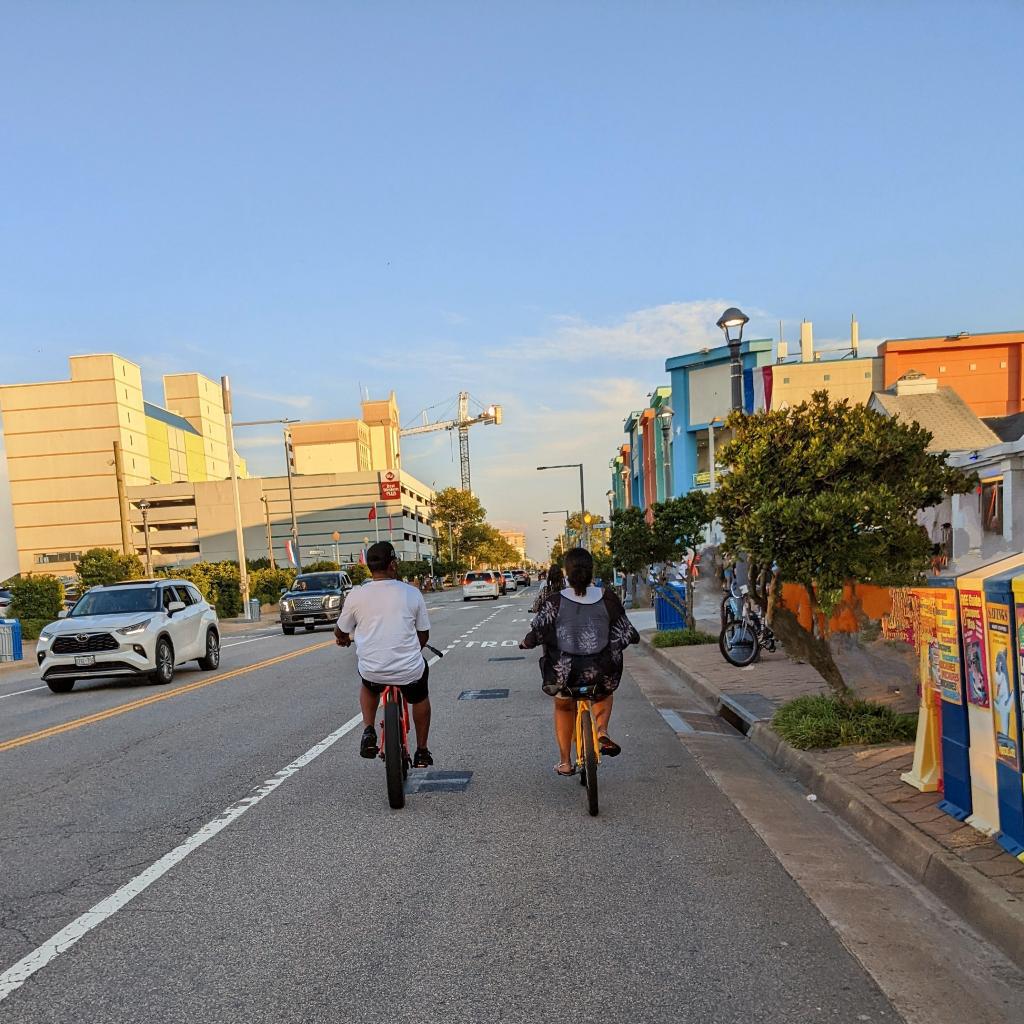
0, 641, 335, 754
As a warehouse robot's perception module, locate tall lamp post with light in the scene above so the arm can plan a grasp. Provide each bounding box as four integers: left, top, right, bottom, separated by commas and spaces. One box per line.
135, 500, 153, 576
716, 306, 750, 413
658, 403, 674, 499
538, 463, 587, 548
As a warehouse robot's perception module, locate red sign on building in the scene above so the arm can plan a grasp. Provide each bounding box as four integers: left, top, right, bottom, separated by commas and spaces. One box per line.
379, 471, 401, 501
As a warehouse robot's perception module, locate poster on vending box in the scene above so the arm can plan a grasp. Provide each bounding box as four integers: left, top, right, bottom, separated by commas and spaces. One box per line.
914, 588, 964, 705
959, 588, 989, 708
989, 604, 1018, 769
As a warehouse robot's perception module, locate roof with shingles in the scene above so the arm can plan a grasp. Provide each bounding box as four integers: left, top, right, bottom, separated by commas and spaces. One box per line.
870, 386, 1000, 453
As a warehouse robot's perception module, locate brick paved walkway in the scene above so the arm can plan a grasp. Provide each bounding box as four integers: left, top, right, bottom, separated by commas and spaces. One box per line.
650, 633, 1024, 900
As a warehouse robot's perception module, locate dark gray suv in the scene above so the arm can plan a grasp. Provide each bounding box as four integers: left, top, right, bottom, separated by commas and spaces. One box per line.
279, 571, 353, 634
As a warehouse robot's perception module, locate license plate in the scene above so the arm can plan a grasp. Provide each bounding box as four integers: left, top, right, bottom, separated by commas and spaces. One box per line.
304, 617, 315, 624
75, 655, 95, 667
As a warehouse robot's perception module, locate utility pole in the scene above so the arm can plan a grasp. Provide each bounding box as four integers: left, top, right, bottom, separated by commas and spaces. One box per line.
221, 376, 250, 615
112, 441, 133, 556
414, 504, 421, 562
260, 495, 276, 569
284, 425, 299, 566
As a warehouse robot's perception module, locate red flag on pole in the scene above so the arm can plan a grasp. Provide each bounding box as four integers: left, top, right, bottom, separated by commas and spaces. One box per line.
368, 505, 377, 522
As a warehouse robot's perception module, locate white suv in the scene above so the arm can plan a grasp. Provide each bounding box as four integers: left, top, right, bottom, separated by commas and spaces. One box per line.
36, 579, 220, 694
463, 571, 500, 601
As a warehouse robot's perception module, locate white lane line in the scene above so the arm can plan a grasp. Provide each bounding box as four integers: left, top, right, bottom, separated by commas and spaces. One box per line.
0, 712, 363, 1003
0, 685, 47, 700
221, 636, 275, 649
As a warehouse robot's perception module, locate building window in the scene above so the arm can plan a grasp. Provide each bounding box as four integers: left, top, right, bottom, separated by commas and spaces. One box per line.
823, 374, 831, 381
1001, 361, 1008, 369
35, 551, 82, 565
970, 363, 977, 371
981, 479, 1004, 535
864, 371, 871, 378
939, 365, 946, 373
782, 377, 790, 384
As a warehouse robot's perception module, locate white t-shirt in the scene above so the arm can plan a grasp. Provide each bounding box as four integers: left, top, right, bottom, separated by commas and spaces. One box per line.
337, 579, 430, 685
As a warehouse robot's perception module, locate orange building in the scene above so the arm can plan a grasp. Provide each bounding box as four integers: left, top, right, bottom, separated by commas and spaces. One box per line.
878, 330, 1024, 418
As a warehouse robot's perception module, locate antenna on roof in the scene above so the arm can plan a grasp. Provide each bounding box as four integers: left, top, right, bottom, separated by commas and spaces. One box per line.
777, 320, 788, 362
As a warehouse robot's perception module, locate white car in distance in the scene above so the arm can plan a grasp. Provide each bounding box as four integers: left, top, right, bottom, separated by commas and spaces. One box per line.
501, 571, 518, 593
462, 571, 500, 601
36, 579, 221, 694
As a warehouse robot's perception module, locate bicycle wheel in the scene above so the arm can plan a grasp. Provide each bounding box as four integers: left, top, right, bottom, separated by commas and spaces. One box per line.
719, 620, 760, 667
383, 700, 406, 809
580, 709, 599, 817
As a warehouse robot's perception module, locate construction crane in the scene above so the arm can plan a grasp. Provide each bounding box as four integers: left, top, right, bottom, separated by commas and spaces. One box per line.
400, 391, 502, 492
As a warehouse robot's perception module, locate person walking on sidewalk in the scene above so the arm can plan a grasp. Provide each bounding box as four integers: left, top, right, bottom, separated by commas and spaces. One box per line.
520, 547, 640, 777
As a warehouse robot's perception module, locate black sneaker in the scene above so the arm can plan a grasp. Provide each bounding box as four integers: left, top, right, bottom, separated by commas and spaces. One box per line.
413, 747, 433, 768
360, 726, 379, 759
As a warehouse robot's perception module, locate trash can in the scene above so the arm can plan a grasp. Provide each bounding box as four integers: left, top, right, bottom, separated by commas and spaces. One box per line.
0, 619, 23, 662
654, 582, 687, 631
247, 599, 261, 622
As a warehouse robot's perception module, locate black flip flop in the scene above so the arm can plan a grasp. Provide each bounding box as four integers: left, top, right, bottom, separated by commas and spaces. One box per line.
599, 736, 622, 757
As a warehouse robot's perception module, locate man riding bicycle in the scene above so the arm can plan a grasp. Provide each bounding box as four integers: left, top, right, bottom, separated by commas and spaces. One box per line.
334, 541, 434, 767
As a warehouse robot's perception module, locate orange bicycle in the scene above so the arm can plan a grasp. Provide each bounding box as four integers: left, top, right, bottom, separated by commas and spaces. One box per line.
573, 685, 601, 817
379, 645, 443, 810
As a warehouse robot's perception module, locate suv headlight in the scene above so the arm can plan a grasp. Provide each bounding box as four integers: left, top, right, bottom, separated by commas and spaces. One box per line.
280, 599, 291, 612
38, 627, 55, 641
326, 595, 341, 609
117, 618, 152, 636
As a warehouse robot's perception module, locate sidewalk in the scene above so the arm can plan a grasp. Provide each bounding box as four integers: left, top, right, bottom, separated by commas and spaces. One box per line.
641, 631, 1024, 969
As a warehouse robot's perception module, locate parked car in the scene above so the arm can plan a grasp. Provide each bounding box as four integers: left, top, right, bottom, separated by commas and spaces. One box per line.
463, 571, 500, 601
279, 571, 353, 634
35, 579, 220, 694
0, 588, 11, 615
501, 571, 518, 593
512, 570, 530, 587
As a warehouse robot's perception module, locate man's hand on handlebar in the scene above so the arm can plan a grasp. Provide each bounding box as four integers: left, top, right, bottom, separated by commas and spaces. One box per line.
334, 627, 352, 647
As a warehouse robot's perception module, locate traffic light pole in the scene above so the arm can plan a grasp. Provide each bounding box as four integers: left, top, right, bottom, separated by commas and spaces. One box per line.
284, 425, 299, 566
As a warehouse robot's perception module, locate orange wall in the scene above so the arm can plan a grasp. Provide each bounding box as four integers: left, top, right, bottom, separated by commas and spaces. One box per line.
879, 332, 1024, 417
780, 581, 899, 635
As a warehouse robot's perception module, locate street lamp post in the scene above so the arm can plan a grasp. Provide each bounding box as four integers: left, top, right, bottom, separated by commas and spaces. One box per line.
716, 306, 750, 413
605, 489, 614, 520
537, 463, 587, 548
658, 403, 674, 499
220, 376, 250, 614
135, 500, 153, 576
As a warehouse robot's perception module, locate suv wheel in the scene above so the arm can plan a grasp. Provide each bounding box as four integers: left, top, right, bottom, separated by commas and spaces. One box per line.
198, 629, 220, 671
282, 624, 295, 635
151, 638, 174, 685
46, 678, 75, 694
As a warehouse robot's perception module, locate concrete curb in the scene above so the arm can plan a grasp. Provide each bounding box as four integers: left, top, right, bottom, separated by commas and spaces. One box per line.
640, 635, 1024, 969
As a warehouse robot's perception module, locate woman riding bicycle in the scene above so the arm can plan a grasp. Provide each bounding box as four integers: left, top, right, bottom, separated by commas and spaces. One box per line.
520, 548, 639, 777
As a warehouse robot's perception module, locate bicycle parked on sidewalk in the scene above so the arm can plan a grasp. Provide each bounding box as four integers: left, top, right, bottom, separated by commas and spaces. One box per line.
719, 584, 776, 667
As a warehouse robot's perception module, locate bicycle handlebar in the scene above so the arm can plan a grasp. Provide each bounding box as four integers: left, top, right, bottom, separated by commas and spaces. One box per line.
424, 643, 444, 659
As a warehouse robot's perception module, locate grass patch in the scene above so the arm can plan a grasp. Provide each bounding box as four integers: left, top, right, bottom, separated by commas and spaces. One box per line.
773, 694, 917, 750
651, 628, 717, 648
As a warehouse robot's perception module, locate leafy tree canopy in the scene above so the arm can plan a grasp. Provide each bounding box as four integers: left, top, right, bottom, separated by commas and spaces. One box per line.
76, 548, 145, 590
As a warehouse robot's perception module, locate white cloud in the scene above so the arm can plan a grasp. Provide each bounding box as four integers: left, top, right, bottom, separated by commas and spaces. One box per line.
234, 389, 315, 411
496, 299, 740, 363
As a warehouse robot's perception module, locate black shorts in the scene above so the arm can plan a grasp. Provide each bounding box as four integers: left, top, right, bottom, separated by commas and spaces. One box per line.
361, 663, 430, 705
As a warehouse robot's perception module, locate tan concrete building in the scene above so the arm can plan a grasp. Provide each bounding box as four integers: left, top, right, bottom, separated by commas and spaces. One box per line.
0, 354, 247, 578
127, 470, 436, 568
498, 530, 527, 563
291, 393, 401, 476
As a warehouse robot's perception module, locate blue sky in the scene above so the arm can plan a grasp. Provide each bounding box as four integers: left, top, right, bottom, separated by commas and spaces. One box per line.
2, 1, 1022, 562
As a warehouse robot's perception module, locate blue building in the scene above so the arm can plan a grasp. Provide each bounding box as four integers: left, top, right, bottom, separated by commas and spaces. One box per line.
665, 339, 773, 495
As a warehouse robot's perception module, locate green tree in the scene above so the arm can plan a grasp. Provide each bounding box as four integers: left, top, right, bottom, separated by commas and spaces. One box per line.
349, 563, 371, 585
431, 487, 486, 563
8, 575, 65, 629
166, 562, 242, 618
649, 491, 712, 628
76, 548, 145, 590
301, 560, 340, 573
609, 506, 653, 605
250, 567, 296, 606
713, 391, 976, 699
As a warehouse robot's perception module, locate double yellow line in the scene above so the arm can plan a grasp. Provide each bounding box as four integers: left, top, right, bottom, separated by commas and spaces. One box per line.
0, 640, 335, 754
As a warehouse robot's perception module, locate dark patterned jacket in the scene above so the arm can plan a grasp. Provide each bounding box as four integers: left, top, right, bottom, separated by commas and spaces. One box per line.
521, 588, 640, 697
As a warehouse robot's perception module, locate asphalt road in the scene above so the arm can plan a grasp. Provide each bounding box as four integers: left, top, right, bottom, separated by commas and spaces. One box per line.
0, 585, 903, 1023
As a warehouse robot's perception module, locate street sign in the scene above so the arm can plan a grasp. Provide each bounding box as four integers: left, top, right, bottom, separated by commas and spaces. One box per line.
379, 470, 401, 501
